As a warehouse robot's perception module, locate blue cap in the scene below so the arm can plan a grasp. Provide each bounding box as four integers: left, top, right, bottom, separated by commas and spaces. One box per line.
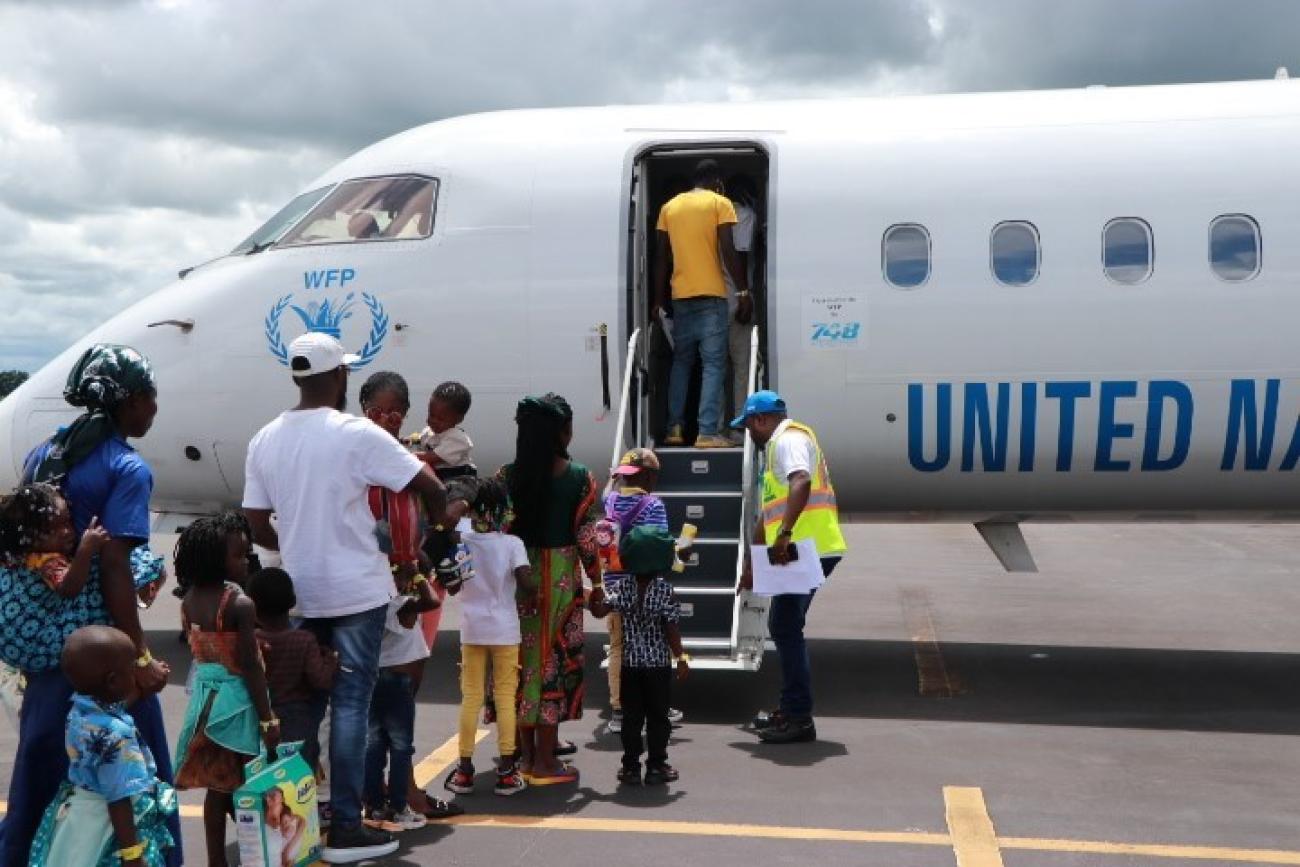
730, 390, 787, 429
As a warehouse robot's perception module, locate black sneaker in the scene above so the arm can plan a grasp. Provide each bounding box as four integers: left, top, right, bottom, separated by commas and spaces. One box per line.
758, 716, 816, 744
322, 823, 399, 863
751, 709, 784, 730
616, 764, 641, 785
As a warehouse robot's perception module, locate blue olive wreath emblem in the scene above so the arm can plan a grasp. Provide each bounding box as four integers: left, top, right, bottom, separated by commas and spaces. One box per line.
265, 292, 388, 367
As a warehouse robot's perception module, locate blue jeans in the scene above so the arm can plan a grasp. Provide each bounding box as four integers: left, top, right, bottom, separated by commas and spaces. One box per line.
767, 557, 840, 719
668, 297, 729, 437
0, 669, 182, 867
304, 605, 386, 831
364, 670, 416, 812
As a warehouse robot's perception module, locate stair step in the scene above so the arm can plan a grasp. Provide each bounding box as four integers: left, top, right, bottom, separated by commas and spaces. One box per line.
673, 539, 740, 589
655, 447, 744, 493
675, 593, 739, 638
658, 491, 742, 539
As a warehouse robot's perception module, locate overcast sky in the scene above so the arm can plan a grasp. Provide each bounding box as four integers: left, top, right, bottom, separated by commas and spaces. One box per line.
1, 0, 1296, 372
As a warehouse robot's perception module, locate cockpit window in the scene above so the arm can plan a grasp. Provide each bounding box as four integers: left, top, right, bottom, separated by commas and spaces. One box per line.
230, 186, 332, 254
275, 175, 438, 247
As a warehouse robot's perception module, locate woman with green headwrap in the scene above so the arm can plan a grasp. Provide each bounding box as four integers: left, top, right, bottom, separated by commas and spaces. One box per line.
3, 343, 181, 867
490, 394, 599, 785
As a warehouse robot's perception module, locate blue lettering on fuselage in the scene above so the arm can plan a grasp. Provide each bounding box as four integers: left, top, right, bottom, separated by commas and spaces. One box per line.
906, 379, 1227, 473
303, 268, 356, 290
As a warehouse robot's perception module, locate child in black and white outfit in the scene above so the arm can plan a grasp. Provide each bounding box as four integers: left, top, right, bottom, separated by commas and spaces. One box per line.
587, 526, 689, 786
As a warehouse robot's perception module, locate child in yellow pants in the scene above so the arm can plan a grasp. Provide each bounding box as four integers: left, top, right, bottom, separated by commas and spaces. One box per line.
442, 479, 535, 796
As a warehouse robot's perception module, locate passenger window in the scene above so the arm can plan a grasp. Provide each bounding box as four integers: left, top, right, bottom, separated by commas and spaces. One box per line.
990, 221, 1040, 286
1209, 214, 1260, 282
277, 175, 438, 247
1103, 218, 1153, 284
883, 224, 931, 288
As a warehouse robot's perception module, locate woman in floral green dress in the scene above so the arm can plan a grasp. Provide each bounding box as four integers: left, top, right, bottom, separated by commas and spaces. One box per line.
497, 394, 599, 783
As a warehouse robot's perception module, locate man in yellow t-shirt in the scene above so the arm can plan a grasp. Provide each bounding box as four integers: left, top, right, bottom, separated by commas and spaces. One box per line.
652, 159, 752, 448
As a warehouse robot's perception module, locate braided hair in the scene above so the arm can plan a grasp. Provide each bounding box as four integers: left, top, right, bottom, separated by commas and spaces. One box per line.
0, 483, 63, 558
433, 381, 472, 416
359, 370, 410, 412
471, 476, 513, 533
508, 393, 572, 547
173, 510, 251, 591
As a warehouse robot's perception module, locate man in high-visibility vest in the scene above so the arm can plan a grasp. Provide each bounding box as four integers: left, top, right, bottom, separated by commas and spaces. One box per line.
735, 390, 847, 744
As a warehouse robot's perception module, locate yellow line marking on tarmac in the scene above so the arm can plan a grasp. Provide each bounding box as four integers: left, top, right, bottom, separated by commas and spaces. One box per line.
1000, 836, 1300, 864
413, 728, 489, 788
8, 784, 1300, 863
945, 786, 1004, 867
900, 587, 964, 697
436, 813, 953, 845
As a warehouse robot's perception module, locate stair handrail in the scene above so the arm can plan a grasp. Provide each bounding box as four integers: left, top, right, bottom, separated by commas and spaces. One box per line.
610, 328, 642, 474
731, 325, 762, 655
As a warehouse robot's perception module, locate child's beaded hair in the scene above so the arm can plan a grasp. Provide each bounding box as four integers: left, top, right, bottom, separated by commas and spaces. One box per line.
433, 381, 472, 417
173, 510, 251, 590
0, 483, 63, 557
470, 477, 513, 533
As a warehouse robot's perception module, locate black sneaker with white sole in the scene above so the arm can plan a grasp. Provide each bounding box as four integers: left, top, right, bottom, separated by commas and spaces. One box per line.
322, 823, 399, 863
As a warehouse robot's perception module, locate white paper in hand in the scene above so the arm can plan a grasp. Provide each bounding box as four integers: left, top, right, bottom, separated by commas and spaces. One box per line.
750, 540, 823, 596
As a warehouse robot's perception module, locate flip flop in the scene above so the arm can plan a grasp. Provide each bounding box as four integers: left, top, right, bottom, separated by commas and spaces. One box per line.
525, 763, 579, 786
554, 740, 578, 757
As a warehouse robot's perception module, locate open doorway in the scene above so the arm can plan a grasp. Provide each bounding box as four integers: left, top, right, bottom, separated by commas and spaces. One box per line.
628, 144, 771, 447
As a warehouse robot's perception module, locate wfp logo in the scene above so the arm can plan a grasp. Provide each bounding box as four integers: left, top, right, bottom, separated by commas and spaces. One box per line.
265, 276, 388, 368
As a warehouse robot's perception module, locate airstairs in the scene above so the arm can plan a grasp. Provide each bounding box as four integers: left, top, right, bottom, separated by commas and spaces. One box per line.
608, 327, 768, 670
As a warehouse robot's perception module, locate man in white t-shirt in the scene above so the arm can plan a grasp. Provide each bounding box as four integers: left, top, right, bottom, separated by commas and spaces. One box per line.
243, 332, 447, 863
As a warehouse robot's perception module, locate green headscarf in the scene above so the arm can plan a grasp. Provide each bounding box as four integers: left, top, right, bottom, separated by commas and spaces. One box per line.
30, 344, 156, 484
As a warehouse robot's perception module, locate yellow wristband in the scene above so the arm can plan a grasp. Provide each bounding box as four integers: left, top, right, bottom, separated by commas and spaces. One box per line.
259, 718, 279, 732
134, 650, 153, 668
118, 842, 146, 861
412, 574, 428, 585
677, 653, 692, 663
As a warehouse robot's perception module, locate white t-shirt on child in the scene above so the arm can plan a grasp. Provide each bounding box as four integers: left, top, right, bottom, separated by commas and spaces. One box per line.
416, 426, 474, 469
459, 530, 529, 645
379, 595, 430, 668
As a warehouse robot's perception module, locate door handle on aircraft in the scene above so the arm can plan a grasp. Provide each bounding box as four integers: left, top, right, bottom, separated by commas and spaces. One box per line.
597, 323, 611, 420
147, 319, 195, 333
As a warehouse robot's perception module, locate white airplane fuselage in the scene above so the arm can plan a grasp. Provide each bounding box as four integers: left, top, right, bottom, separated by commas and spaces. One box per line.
3, 79, 1300, 523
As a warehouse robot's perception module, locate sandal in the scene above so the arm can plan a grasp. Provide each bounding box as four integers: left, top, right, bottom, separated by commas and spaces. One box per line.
525, 762, 579, 786
417, 794, 466, 819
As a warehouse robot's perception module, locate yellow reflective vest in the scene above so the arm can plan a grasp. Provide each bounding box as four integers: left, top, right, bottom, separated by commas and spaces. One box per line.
760, 420, 847, 557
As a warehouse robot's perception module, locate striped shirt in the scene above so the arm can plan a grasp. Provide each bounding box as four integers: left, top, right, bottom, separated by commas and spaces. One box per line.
604, 490, 669, 533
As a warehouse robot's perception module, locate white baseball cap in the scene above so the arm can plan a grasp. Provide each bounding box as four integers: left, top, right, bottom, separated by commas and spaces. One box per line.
288, 332, 361, 378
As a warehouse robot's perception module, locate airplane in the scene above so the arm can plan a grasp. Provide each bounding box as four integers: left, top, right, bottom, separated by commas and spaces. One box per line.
3, 75, 1298, 666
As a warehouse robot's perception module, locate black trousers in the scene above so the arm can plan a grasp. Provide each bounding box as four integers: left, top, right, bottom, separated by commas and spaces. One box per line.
620, 665, 673, 768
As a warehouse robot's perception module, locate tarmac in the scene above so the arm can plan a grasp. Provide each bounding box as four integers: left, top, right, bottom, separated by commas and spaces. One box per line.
5, 521, 1300, 866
